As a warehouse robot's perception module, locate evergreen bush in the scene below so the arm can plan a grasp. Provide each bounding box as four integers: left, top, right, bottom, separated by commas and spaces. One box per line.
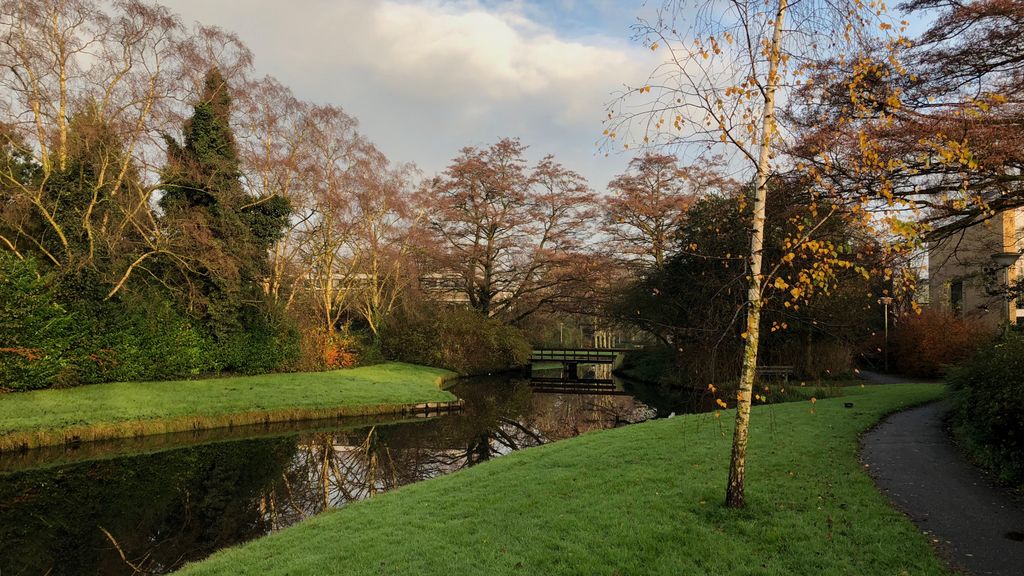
948, 334, 1024, 489
0, 255, 75, 390
381, 305, 530, 375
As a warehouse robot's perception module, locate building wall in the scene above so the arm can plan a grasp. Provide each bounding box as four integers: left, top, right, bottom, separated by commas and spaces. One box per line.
928, 209, 1024, 332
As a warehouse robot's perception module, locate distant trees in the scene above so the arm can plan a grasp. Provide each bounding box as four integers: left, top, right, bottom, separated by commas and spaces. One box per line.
604, 153, 735, 270
424, 138, 596, 322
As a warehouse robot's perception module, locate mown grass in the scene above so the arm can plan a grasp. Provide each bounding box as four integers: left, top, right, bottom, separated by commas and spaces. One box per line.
0, 363, 456, 452
179, 383, 949, 576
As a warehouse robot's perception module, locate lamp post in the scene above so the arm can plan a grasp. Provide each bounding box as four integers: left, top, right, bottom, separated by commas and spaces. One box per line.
991, 251, 1022, 330
880, 296, 893, 373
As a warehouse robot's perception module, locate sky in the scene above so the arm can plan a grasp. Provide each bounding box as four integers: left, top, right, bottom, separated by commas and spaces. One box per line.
159, 0, 662, 191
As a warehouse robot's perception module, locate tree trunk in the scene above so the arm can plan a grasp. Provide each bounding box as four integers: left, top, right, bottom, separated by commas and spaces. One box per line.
725, 0, 787, 509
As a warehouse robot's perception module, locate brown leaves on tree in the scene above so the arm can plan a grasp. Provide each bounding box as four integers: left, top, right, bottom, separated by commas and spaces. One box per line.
423, 137, 597, 322
603, 153, 737, 270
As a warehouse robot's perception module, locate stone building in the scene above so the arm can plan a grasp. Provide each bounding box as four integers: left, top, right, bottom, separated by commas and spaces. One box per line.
928, 209, 1024, 331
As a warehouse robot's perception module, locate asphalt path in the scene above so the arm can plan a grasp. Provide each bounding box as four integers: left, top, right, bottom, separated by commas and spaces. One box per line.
861, 398, 1024, 575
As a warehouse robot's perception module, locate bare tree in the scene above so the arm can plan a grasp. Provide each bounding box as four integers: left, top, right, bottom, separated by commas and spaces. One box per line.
299, 104, 363, 338
604, 153, 736, 269
234, 75, 316, 308
345, 150, 422, 338
425, 138, 596, 322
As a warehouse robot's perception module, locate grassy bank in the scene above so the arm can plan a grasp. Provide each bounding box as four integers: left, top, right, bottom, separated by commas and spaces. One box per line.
0, 362, 456, 452
179, 383, 948, 576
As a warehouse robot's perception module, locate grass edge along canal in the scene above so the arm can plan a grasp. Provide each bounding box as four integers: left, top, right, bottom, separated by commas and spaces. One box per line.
178, 383, 950, 576
0, 362, 458, 452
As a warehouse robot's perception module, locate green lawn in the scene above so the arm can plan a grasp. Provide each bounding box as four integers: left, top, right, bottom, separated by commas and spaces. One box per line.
0, 362, 456, 451
179, 383, 949, 576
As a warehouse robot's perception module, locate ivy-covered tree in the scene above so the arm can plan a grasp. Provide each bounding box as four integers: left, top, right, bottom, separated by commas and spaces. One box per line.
159, 69, 294, 371
160, 68, 291, 337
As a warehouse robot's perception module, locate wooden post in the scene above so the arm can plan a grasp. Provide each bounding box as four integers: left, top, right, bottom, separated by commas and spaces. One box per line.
564, 362, 578, 381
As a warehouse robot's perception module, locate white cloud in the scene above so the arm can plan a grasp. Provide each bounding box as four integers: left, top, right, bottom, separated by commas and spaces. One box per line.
160, 0, 657, 186
368, 2, 628, 98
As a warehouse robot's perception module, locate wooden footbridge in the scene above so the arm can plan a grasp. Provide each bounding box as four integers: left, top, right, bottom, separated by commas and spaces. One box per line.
529, 348, 624, 364
526, 348, 632, 382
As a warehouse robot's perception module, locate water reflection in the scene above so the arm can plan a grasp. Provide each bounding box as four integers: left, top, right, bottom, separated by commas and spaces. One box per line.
0, 374, 662, 575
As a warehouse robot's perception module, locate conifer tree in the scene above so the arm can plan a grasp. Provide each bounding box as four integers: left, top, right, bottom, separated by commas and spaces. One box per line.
160, 68, 290, 337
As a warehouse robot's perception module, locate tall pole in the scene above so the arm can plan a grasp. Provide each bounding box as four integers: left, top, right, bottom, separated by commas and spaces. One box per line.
880, 296, 892, 373
884, 301, 889, 373
1005, 265, 1012, 328
1003, 265, 1012, 337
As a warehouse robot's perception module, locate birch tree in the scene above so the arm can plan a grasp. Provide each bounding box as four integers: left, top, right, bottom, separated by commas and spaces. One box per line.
606, 0, 908, 507
235, 75, 316, 308
299, 105, 363, 339
345, 149, 421, 338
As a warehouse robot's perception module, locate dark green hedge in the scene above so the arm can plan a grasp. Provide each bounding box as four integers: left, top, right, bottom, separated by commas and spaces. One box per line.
948, 335, 1024, 489
380, 305, 530, 375
1, 253, 298, 390
0, 254, 74, 390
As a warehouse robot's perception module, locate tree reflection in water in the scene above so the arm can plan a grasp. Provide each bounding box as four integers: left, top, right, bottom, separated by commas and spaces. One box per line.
256, 376, 656, 531
0, 374, 657, 575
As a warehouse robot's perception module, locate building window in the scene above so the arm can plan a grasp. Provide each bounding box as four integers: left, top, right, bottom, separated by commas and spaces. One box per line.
950, 280, 964, 316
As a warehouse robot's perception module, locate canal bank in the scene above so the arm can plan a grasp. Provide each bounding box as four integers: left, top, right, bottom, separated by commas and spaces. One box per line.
0, 370, 661, 574
175, 383, 949, 576
0, 362, 458, 453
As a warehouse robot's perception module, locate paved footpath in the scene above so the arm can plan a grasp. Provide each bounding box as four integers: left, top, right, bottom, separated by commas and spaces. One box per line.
861, 396, 1024, 575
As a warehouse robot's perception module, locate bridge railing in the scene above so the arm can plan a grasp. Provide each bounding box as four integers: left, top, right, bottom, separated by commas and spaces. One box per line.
529, 348, 625, 363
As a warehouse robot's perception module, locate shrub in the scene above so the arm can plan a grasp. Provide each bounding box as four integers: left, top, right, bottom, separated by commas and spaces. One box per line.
51, 280, 215, 384
948, 335, 1024, 489
0, 254, 74, 390
101, 297, 214, 382
322, 332, 359, 369
213, 305, 300, 375
293, 323, 384, 372
617, 347, 680, 385
380, 305, 531, 375
886, 308, 991, 378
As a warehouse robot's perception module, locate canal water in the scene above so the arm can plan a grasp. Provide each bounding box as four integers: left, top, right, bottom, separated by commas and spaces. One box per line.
0, 369, 707, 575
